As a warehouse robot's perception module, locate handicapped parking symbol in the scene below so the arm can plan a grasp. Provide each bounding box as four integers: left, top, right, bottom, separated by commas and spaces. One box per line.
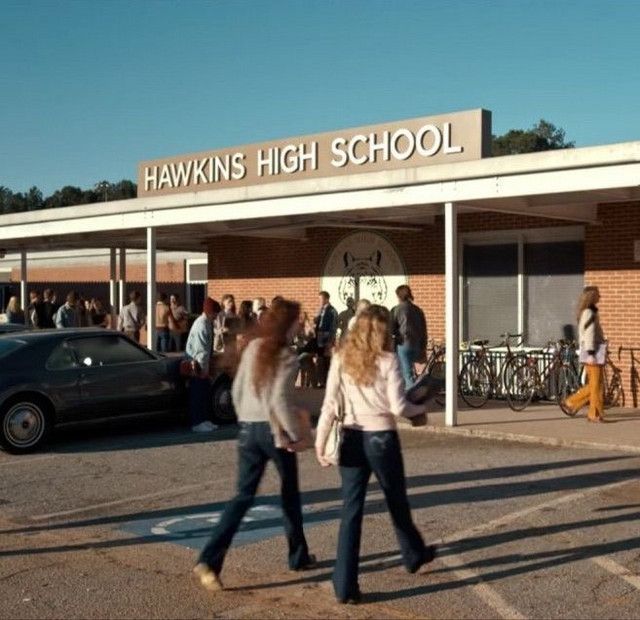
125, 502, 341, 550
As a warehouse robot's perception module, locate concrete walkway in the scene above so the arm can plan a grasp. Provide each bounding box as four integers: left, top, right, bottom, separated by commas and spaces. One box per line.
295, 387, 640, 454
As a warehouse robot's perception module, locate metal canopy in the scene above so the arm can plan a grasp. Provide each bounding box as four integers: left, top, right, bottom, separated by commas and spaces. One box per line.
0, 141, 638, 254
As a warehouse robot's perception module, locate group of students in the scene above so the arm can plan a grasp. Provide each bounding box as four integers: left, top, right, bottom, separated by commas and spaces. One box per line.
295, 286, 428, 391
116, 290, 190, 351
189, 295, 435, 604
3, 289, 111, 329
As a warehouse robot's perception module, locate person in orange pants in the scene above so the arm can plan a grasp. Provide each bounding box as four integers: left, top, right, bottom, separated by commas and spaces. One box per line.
565, 364, 604, 422
563, 286, 606, 422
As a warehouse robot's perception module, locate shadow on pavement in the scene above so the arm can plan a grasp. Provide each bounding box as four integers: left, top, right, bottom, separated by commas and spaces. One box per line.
0, 455, 629, 537
49, 415, 239, 454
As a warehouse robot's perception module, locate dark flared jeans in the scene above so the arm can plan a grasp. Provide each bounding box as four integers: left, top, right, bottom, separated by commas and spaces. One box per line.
199, 421, 311, 574
334, 429, 426, 600
188, 376, 210, 426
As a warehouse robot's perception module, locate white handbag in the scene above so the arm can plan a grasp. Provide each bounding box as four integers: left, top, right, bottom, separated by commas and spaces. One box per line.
321, 373, 346, 466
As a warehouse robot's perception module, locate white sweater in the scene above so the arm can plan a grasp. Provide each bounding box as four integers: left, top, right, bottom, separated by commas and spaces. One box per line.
315, 352, 423, 449
231, 338, 302, 447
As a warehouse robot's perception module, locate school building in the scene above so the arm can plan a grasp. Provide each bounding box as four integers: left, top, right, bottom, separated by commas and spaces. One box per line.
0, 108, 638, 425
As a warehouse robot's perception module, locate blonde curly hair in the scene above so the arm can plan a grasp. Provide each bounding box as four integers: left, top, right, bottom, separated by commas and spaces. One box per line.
339, 305, 392, 386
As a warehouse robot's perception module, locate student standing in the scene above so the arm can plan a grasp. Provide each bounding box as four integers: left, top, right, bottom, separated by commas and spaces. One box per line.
184, 297, 220, 433
169, 294, 189, 351
314, 291, 338, 388
391, 285, 427, 388
118, 291, 145, 343
155, 292, 171, 352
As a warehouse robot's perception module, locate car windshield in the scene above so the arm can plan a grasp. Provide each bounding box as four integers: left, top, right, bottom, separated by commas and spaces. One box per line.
0, 339, 26, 360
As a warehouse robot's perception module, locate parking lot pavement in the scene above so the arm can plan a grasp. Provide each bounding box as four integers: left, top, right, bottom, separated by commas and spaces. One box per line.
1, 419, 640, 619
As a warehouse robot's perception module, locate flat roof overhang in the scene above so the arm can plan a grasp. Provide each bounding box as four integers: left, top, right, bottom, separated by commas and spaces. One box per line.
1, 141, 639, 254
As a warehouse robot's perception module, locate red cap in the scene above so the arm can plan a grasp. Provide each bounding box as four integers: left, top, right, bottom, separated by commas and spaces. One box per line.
203, 297, 220, 314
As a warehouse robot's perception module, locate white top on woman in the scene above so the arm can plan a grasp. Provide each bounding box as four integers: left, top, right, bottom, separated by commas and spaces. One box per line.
316, 352, 424, 449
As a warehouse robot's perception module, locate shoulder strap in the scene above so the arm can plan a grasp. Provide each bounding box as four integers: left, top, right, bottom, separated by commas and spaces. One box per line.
336, 370, 346, 422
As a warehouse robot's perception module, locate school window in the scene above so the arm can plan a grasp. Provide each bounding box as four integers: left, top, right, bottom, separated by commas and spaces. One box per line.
462, 228, 585, 346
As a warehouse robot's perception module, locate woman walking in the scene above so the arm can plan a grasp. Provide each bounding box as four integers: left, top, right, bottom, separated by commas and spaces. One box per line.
194, 299, 315, 591
315, 305, 435, 604
563, 286, 607, 422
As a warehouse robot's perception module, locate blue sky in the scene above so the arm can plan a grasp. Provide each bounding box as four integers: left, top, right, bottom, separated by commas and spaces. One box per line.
1, 0, 638, 196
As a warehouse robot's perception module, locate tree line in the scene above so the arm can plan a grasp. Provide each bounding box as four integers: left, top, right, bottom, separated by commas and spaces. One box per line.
0, 179, 137, 215
1, 120, 573, 215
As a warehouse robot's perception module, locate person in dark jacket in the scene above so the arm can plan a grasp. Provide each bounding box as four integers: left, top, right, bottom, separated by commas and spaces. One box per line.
314, 291, 338, 388
41, 289, 59, 329
391, 285, 427, 388
27, 290, 46, 328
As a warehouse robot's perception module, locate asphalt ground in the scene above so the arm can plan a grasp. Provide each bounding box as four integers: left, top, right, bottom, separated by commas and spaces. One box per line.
1, 416, 640, 619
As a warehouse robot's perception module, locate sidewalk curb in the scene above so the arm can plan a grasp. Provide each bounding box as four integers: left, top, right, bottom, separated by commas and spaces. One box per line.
412, 423, 640, 455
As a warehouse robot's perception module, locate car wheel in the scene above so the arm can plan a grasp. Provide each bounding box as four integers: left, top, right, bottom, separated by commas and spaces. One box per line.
0, 397, 51, 454
211, 376, 237, 425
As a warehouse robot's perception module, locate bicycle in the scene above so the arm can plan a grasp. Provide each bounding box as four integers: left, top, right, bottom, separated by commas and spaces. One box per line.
565, 343, 624, 415
618, 346, 640, 408
413, 340, 446, 407
603, 347, 624, 409
458, 333, 525, 409
506, 340, 580, 413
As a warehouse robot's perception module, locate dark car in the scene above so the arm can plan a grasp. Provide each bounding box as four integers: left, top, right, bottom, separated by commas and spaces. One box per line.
0, 329, 237, 454
0, 323, 28, 334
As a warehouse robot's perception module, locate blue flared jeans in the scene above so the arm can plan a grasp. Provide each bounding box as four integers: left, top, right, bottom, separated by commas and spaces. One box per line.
199, 422, 311, 574
334, 429, 426, 601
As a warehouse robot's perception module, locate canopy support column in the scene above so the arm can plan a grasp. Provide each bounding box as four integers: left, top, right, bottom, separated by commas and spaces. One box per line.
109, 248, 117, 329
146, 228, 156, 351
20, 251, 27, 320
445, 202, 459, 427
118, 247, 126, 313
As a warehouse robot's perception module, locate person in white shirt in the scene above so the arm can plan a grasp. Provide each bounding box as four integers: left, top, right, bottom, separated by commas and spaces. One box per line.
316, 304, 435, 604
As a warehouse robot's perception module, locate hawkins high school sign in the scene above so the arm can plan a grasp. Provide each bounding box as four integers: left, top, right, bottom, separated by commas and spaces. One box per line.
138, 109, 491, 196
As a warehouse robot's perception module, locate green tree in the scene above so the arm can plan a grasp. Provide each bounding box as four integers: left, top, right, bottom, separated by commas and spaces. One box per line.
44, 185, 86, 208
109, 179, 137, 200
25, 186, 43, 210
492, 119, 575, 156
0, 186, 13, 214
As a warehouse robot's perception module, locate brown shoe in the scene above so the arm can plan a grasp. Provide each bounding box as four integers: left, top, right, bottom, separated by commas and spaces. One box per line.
193, 563, 223, 591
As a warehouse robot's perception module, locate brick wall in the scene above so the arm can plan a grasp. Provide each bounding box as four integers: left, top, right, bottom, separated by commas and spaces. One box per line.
207, 202, 640, 402
585, 202, 640, 406
12, 261, 185, 283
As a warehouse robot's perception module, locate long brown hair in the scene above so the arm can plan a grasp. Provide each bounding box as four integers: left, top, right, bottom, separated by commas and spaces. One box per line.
576, 286, 600, 322
340, 305, 392, 386
252, 299, 300, 394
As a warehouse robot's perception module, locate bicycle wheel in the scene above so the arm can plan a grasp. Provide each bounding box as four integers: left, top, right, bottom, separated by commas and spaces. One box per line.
502, 354, 526, 403
506, 361, 539, 412
430, 359, 446, 407
555, 364, 580, 416
604, 363, 625, 409
459, 359, 492, 408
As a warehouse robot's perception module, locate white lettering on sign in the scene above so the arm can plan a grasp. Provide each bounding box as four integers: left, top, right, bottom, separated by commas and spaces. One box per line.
329, 122, 462, 168
140, 110, 487, 194
144, 153, 247, 191
257, 142, 319, 177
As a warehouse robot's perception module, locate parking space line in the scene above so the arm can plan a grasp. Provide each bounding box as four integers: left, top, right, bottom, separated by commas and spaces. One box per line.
591, 556, 640, 591
361, 478, 636, 620
29, 482, 213, 521
439, 478, 635, 546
